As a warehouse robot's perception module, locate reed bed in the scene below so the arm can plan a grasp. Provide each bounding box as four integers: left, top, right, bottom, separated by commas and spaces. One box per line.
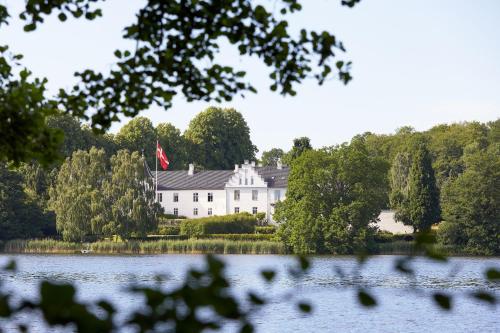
3, 239, 286, 255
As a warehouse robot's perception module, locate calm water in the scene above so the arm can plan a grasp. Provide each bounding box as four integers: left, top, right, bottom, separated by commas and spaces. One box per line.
1, 254, 499, 332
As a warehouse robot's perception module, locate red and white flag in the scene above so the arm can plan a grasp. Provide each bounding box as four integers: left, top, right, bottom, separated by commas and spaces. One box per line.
156, 142, 169, 170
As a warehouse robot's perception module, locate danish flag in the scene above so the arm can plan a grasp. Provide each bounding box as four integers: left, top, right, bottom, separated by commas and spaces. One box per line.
156, 142, 169, 170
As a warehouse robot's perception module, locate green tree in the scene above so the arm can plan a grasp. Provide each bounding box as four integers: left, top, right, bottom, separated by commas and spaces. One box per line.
275, 138, 388, 254
0, 163, 44, 240
389, 152, 412, 225
261, 148, 285, 167
101, 150, 160, 238
406, 145, 441, 232
49, 148, 108, 241
115, 117, 157, 166
439, 143, 499, 255
284, 137, 312, 164
156, 123, 188, 170
184, 107, 257, 169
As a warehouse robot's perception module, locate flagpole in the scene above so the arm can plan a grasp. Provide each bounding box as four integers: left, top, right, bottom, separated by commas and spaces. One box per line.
156, 140, 158, 202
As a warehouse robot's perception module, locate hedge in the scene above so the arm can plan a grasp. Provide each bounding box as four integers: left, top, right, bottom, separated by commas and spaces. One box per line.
255, 226, 276, 234
373, 232, 414, 243
158, 226, 181, 235
180, 213, 257, 236
194, 234, 275, 241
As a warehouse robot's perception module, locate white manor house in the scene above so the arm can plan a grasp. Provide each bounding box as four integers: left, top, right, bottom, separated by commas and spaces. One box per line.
155, 160, 289, 222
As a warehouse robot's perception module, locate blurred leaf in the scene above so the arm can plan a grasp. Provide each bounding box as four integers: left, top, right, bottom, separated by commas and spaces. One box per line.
357, 290, 377, 307
485, 268, 500, 281
248, 292, 265, 305
433, 293, 452, 310
261, 270, 276, 282
472, 291, 496, 305
3, 260, 16, 272
297, 302, 312, 313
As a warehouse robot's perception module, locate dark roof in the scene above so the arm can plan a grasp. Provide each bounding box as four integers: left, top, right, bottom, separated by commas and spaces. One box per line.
156, 166, 289, 190
157, 170, 234, 190
255, 166, 289, 188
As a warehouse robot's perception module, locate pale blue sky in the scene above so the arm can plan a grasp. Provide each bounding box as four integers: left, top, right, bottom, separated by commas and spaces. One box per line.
1, 0, 499, 154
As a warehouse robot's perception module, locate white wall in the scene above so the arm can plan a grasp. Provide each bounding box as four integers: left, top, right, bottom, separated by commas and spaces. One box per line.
158, 190, 226, 218
226, 187, 268, 215
267, 188, 287, 223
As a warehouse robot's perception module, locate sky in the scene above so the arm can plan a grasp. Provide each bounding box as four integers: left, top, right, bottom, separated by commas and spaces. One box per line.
1, 0, 499, 155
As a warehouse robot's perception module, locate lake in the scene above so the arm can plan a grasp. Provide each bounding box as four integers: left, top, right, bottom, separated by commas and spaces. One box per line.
1, 254, 499, 332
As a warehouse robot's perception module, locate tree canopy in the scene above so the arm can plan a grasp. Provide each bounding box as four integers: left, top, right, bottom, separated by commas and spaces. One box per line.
0, 0, 358, 166
275, 138, 388, 254
184, 107, 257, 169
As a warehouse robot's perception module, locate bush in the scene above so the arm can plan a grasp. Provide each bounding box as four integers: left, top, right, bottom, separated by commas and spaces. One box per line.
158, 226, 181, 235
180, 213, 257, 236
194, 234, 274, 241
373, 232, 414, 243
255, 226, 276, 234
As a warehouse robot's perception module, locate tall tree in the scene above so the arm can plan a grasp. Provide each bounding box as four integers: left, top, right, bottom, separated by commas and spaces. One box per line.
49, 148, 108, 241
156, 123, 188, 170
439, 143, 499, 255
406, 145, 441, 232
0, 163, 44, 240
260, 148, 285, 167
275, 138, 388, 254
184, 107, 257, 169
389, 152, 412, 225
115, 117, 157, 166
101, 150, 160, 238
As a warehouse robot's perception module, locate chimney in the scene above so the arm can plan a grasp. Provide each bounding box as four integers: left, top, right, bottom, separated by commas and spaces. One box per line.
234, 164, 239, 173
251, 161, 255, 167
277, 159, 282, 170
188, 163, 194, 176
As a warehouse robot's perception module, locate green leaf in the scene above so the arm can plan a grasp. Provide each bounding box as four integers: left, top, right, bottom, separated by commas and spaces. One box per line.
3, 260, 16, 272
357, 290, 377, 307
58, 13, 67, 22
248, 292, 265, 305
433, 293, 452, 310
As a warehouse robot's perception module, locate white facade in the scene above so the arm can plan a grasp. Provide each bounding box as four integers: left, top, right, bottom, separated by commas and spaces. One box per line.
157, 161, 287, 222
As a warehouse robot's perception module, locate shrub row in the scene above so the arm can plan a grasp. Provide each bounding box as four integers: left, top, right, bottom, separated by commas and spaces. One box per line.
255, 226, 276, 234
158, 226, 181, 235
180, 213, 257, 236
373, 232, 414, 243
194, 234, 275, 241
3, 239, 285, 255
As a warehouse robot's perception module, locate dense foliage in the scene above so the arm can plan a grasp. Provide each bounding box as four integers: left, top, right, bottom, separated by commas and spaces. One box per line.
180, 213, 257, 237
438, 143, 500, 255
184, 107, 257, 169
49, 148, 159, 241
275, 138, 389, 254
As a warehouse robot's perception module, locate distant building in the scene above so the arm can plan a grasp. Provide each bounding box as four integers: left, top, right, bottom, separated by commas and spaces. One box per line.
154, 160, 412, 233
155, 160, 288, 222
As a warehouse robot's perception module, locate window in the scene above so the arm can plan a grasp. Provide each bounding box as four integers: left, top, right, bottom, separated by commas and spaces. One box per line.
251, 177, 254, 185
173, 208, 178, 216
274, 190, 281, 201
193, 208, 198, 216
173, 193, 179, 202
252, 207, 258, 214
193, 192, 198, 202
245, 178, 248, 185
234, 207, 240, 213
208, 192, 213, 202
239, 177, 242, 185
234, 190, 240, 201
252, 190, 258, 201
208, 208, 212, 216
158, 193, 163, 202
